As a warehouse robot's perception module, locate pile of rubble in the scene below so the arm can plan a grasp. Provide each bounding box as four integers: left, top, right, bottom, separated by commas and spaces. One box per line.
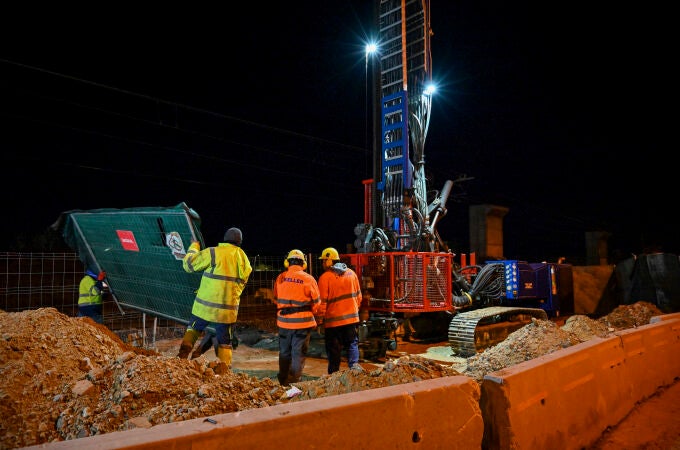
0, 301, 665, 449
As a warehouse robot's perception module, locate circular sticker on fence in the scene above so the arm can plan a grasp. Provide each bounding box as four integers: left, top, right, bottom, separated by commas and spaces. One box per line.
166, 232, 186, 259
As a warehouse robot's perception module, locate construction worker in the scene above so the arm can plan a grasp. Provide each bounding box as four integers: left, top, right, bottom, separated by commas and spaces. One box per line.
177, 227, 252, 370
273, 249, 321, 385
77, 268, 106, 324
317, 247, 363, 373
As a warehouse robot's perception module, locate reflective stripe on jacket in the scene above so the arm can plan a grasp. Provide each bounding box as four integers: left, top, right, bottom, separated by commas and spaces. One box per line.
78, 275, 102, 307
183, 241, 252, 323
273, 265, 321, 329
318, 265, 362, 328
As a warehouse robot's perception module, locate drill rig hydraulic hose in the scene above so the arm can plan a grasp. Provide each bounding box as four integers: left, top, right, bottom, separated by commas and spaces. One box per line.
451, 262, 505, 307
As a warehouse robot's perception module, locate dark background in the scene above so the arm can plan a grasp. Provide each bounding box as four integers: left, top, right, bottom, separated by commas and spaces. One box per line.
0, 2, 673, 262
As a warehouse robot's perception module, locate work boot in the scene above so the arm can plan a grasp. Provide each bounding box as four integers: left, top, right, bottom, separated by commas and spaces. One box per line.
278, 357, 292, 386
191, 333, 216, 359
216, 343, 233, 368
277, 373, 290, 386
177, 329, 200, 359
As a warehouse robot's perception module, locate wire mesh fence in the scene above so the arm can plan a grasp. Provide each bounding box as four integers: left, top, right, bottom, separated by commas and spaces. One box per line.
0, 252, 290, 346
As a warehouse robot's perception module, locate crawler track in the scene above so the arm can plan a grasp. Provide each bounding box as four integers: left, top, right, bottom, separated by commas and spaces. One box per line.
448, 306, 548, 357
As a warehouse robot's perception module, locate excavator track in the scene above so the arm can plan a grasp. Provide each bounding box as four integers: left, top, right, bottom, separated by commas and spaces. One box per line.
448, 306, 548, 357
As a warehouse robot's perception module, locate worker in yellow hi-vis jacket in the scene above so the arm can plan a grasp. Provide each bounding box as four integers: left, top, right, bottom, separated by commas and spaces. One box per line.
78, 268, 106, 324
176, 227, 252, 369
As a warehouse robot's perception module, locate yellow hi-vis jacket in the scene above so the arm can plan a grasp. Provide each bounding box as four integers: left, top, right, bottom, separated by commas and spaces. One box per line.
78, 275, 102, 307
317, 263, 362, 328
273, 265, 321, 329
183, 241, 252, 324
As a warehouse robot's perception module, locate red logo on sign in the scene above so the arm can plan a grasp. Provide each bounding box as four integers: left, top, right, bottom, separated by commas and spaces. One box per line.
116, 230, 140, 251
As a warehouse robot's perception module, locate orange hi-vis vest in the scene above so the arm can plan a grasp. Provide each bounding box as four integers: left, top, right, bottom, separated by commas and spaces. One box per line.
318, 265, 362, 328
273, 265, 321, 330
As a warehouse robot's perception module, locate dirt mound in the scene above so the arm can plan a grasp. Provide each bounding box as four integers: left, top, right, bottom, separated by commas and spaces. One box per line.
562, 314, 610, 340
0, 302, 665, 449
600, 301, 664, 329
463, 302, 663, 383
464, 319, 582, 382
292, 356, 461, 401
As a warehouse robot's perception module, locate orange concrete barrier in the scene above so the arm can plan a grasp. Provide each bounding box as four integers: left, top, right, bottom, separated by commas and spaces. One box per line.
27, 376, 482, 450
26, 315, 680, 450
624, 313, 680, 401
651, 312, 680, 323
480, 314, 680, 449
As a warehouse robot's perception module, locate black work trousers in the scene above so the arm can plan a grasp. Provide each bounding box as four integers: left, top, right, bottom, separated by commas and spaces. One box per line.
324, 323, 360, 374
277, 327, 312, 385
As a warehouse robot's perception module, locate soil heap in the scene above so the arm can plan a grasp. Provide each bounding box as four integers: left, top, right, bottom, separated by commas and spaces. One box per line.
0, 301, 664, 449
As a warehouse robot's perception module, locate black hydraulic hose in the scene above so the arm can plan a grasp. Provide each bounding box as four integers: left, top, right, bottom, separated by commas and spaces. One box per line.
374, 228, 393, 251
451, 265, 475, 306
470, 263, 504, 301
452, 292, 474, 307
452, 267, 473, 291
451, 263, 504, 307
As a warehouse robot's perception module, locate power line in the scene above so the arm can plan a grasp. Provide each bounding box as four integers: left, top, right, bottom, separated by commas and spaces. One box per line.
0, 58, 366, 155
0, 58, 370, 191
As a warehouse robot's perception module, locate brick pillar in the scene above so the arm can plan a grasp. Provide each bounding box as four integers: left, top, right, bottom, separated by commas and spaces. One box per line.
585, 231, 610, 265
469, 204, 509, 261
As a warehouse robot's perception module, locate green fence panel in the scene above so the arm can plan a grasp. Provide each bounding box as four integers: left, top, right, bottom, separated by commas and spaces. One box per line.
52, 202, 204, 324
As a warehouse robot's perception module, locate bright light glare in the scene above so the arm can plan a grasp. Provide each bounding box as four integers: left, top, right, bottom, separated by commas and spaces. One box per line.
424, 83, 436, 96
365, 42, 378, 56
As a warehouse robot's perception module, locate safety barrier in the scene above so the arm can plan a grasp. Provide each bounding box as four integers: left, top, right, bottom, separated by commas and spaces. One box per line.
480, 313, 680, 449
24, 314, 680, 450
25, 376, 483, 449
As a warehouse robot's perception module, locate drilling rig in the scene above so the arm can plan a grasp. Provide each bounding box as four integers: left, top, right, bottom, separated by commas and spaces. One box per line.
344, 0, 573, 361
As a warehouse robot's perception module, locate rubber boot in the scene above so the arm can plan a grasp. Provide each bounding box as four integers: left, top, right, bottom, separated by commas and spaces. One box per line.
191, 333, 216, 359
215, 344, 233, 374
177, 329, 200, 359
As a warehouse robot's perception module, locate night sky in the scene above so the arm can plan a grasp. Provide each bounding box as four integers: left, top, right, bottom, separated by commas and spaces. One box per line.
1, 2, 673, 262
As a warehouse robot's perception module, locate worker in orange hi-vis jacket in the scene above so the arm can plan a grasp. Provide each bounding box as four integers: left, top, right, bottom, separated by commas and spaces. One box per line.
317, 247, 363, 373
273, 249, 322, 386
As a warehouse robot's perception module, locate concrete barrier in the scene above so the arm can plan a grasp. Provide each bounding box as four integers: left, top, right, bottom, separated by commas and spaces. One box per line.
651, 313, 680, 323
27, 376, 482, 450
26, 314, 680, 449
480, 313, 680, 449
